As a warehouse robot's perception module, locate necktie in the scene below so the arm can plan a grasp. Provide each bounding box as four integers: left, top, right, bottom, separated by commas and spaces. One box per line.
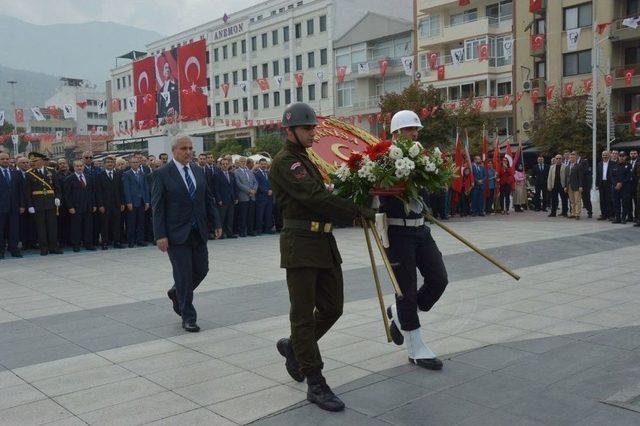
108, 171, 113, 180
184, 166, 196, 200
80, 174, 86, 188
224, 171, 229, 183
3, 169, 9, 183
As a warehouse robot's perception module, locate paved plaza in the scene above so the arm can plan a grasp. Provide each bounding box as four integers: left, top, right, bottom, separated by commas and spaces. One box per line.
1, 213, 640, 425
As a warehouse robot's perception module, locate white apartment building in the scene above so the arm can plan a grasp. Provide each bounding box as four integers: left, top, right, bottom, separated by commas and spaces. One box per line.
107, 0, 412, 154
416, 0, 514, 138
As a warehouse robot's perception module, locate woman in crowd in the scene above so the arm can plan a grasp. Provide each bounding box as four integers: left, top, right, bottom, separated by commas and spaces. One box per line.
499, 156, 514, 214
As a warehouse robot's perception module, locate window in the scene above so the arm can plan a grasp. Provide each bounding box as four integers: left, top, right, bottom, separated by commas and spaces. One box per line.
224, 101, 229, 115
535, 19, 546, 34
496, 81, 511, 96
253, 95, 259, 110
251, 36, 257, 51
308, 84, 316, 101
284, 58, 291, 73
564, 3, 592, 30
274, 91, 281, 106
223, 73, 229, 83
242, 97, 248, 112
461, 83, 475, 98
625, 46, 640, 65
307, 19, 314, 35
321, 81, 328, 99
320, 48, 327, 65
116, 79, 120, 90
127, 75, 131, 86
465, 37, 486, 61
262, 63, 269, 78
296, 86, 303, 101
232, 42, 237, 57
215, 103, 221, 116
273, 60, 280, 75
214, 48, 219, 62
335, 43, 366, 69
222, 45, 228, 60
233, 99, 239, 114
296, 54, 303, 71
261, 33, 268, 48
486, 1, 512, 24
419, 14, 441, 38
272, 29, 279, 45
263, 93, 270, 108
563, 49, 592, 76
319, 15, 327, 32
252, 65, 258, 79
242, 69, 247, 81
535, 61, 546, 78
241, 39, 246, 54
450, 9, 477, 26
337, 81, 355, 107
628, 0, 640, 15
232, 71, 238, 85
214, 75, 220, 88
489, 35, 512, 66
283, 26, 290, 42
285, 89, 291, 104
295, 22, 302, 39
308, 51, 315, 68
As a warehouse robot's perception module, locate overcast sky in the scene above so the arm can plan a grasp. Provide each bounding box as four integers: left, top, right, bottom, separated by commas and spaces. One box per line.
0, 0, 259, 34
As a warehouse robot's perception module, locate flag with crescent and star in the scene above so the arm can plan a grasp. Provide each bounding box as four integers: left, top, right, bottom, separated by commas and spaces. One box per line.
133, 56, 157, 128
178, 39, 208, 121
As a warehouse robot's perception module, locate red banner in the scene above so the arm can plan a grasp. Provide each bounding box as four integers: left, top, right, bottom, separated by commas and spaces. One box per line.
546, 85, 554, 101
336, 66, 347, 83
15, 109, 24, 123
529, 0, 542, 12
502, 94, 510, 106
295, 72, 304, 88
489, 97, 497, 109
595, 22, 610, 34
479, 44, 489, 61
564, 82, 574, 97
624, 69, 635, 86
631, 111, 640, 134
531, 88, 539, 104
437, 65, 445, 80
257, 78, 270, 91
474, 98, 483, 110
379, 60, 389, 78
110, 99, 120, 112
428, 52, 438, 70
582, 78, 593, 94
604, 74, 614, 87
133, 56, 157, 127
531, 34, 545, 51
178, 40, 208, 122
459, 0, 470, 5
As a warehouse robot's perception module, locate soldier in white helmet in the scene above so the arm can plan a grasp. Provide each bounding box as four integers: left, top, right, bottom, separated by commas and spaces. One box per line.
379, 110, 448, 370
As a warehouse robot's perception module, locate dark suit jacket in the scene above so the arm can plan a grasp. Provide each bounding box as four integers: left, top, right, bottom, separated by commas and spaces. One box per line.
254, 169, 272, 201
95, 170, 123, 209
83, 165, 102, 180
122, 169, 149, 207
565, 163, 584, 191
0, 169, 24, 213
530, 163, 548, 188
579, 159, 592, 189
151, 161, 220, 245
213, 169, 237, 205
596, 161, 612, 188
63, 174, 96, 214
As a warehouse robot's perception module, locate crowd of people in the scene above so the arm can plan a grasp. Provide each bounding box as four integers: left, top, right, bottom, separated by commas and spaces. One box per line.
0, 149, 279, 259
428, 149, 640, 225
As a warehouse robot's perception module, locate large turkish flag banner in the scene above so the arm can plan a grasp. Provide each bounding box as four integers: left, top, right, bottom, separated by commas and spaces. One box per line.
178, 40, 208, 121
133, 56, 157, 128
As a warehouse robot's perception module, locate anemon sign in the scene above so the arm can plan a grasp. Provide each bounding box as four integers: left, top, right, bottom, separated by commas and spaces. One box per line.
213, 23, 245, 41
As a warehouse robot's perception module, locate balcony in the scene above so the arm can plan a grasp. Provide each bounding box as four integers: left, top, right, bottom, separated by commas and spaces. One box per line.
422, 56, 511, 84
344, 58, 405, 80
336, 95, 382, 113
612, 63, 640, 89
419, 17, 512, 48
610, 16, 640, 42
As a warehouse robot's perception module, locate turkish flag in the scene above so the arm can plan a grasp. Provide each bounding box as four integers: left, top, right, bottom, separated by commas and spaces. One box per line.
546, 85, 555, 101
437, 65, 445, 80
336, 66, 347, 83
420, 107, 430, 118
529, 0, 542, 12
531, 34, 545, 51
76, 100, 88, 109
474, 98, 483, 110
604, 74, 614, 87
631, 111, 640, 134
178, 40, 208, 121
133, 56, 158, 126
479, 44, 489, 61
531, 88, 539, 104
295, 72, 304, 88
583, 79, 593, 94
110, 99, 120, 112
221, 83, 230, 98
428, 52, 438, 70
47, 106, 59, 118
595, 22, 610, 34
489, 97, 497, 109
624, 69, 635, 86
379, 60, 389, 78
459, 0, 470, 5
15, 108, 24, 123
502, 94, 510, 106
564, 82, 574, 97
257, 78, 270, 91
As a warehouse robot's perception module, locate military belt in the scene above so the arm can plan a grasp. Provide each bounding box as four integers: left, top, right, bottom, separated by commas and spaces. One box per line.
283, 219, 333, 233
387, 217, 424, 227
31, 190, 55, 196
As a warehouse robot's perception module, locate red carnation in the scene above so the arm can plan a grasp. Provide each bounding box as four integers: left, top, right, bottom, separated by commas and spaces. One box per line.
347, 152, 363, 171
365, 140, 392, 161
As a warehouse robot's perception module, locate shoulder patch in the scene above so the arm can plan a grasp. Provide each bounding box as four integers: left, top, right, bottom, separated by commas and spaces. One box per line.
290, 161, 302, 170
290, 161, 308, 180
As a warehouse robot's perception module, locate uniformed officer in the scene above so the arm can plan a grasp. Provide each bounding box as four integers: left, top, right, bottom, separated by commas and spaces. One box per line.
611, 151, 632, 224
382, 110, 448, 370
271, 103, 375, 412
24, 152, 63, 255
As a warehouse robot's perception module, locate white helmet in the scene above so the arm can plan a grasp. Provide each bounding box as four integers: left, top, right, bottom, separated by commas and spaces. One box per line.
390, 110, 423, 134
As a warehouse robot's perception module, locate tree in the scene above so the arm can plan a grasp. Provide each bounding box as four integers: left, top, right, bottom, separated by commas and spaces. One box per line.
252, 132, 284, 157
529, 97, 607, 155
1, 122, 29, 154
211, 139, 244, 158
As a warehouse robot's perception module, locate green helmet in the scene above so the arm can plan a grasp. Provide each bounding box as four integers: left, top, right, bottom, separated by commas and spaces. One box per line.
281, 102, 318, 128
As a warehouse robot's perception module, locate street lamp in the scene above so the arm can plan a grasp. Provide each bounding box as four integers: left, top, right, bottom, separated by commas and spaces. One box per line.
7, 80, 18, 156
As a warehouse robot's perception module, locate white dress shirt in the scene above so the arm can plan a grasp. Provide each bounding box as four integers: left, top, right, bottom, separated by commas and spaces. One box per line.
173, 158, 197, 191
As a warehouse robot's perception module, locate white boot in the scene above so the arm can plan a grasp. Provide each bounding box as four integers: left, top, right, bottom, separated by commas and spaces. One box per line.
406, 328, 443, 370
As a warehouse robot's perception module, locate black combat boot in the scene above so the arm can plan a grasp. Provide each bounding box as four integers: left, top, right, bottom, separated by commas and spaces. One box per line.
306, 372, 345, 412
276, 338, 304, 382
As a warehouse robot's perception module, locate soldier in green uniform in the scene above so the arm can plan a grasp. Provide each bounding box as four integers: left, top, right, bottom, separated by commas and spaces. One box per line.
271, 103, 375, 412
24, 152, 63, 255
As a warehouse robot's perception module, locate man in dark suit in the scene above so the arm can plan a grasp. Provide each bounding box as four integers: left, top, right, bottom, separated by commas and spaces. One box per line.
596, 150, 612, 220
630, 150, 639, 221
564, 152, 584, 219
122, 156, 150, 247
530, 155, 548, 211
15, 156, 36, 250
579, 153, 593, 218
152, 135, 221, 332
55, 159, 72, 247
82, 151, 102, 246
254, 158, 274, 234
213, 157, 237, 239
612, 151, 633, 223
96, 156, 124, 249
0, 152, 25, 258
64, 160, 97, 251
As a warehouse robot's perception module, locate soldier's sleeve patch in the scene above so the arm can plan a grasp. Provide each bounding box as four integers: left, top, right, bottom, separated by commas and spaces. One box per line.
290, 162, 308, 180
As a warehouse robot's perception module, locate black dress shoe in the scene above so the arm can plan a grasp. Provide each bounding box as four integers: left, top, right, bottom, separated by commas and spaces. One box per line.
634, 222, 640, 227
128, 243, 135, 248
40, 250, 49, 256
182, 321, 200, 332
167, 288, 181, 316
73, 246, 81, 252
386, 306, 404, 346
548, 213, 556, 217
597, 216, 606, 220
229, 235, 238, 239
10, 251, 23, 258
113, 243, 124, 249
85, 246, 97, 251
51, 249, 63, 254
276, 338, 304, 382
248, 232, 257, 237
306, 374, 345, 412
409, 357, 444, 370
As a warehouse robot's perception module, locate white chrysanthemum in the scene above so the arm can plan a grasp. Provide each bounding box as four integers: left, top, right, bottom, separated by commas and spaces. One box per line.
433, 147, 442, 157
389, 145, 404, 160
408, 142, 423, 158
425, 160, 437, 172
394, 158, 415, 179
335, 164, 350, 182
